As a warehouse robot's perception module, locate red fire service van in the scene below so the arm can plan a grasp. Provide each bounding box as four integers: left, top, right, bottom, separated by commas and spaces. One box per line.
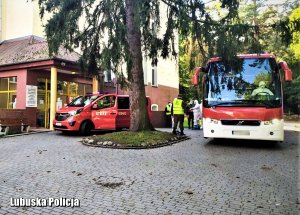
53, 94, 152, 135
193, 53, 292, 141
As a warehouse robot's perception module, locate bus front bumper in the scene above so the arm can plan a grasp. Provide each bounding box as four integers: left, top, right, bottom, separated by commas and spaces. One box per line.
202, 118, 284, 141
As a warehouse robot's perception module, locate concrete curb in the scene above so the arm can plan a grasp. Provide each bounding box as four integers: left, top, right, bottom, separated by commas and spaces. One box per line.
0, 130, 51, 138
284, 122, 300, 132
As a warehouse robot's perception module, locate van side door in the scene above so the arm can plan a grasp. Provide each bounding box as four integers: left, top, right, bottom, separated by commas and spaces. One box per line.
116, 96, 130, 129
91, 95, 117, 130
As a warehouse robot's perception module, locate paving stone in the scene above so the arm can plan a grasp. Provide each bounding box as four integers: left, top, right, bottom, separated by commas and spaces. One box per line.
0, 129, 298, 214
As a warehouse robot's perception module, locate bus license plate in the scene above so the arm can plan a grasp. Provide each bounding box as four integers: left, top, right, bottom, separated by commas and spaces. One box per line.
232, 130, 250, 135
56, 122, 62, 126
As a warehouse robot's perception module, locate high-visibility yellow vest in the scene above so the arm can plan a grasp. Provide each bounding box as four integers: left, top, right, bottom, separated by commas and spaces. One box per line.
166, 105, 171, 115
173, 99, 184, 115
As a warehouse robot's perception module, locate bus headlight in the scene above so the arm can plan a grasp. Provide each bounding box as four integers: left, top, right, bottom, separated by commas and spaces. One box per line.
264, 121, 272, 125
211, 119, 219, 124
263, 119, 281, 125
206, 118, 218, 124
271, 119, 281, 124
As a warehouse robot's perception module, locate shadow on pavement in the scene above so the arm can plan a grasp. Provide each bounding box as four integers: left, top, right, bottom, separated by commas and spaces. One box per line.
204, 130, 299, 150
205, 138, 283, 150
55, 130, 114, 137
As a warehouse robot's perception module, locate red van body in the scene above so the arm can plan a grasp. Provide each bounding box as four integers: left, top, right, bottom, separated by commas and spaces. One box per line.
53, 94, 152, 135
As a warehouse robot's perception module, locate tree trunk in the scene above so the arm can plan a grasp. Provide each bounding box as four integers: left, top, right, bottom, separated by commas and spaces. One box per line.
125, 0, 154, 131
98, 70, 104, 93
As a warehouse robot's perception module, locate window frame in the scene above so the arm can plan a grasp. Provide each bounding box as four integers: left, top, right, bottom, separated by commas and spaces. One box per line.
0, 77, 17, 109
151, 67, 157, 87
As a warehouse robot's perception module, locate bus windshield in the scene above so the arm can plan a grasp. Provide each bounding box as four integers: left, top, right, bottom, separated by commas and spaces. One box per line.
204, 58, 282, 108
68, 95, 99, 107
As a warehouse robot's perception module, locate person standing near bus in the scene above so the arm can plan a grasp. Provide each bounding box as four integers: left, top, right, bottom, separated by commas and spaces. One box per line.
191, 100, 201, 129
164, 102, 172, 127
171, 94, 186, 135
186, 100, 194, 129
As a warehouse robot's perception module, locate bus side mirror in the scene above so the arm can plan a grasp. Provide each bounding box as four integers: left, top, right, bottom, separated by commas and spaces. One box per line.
192, 67, 206, 85
279, 61, 292, 81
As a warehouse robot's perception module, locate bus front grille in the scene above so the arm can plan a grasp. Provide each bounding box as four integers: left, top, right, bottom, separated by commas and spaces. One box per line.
221, 120, 261, 126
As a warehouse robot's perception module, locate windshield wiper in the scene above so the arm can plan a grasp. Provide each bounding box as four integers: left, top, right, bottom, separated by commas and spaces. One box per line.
211, 101, 246, 108
247, 100, 275, 108
211, 100, 276, 108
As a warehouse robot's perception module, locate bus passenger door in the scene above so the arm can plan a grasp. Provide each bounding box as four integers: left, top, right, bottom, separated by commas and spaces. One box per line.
91, 95, 117, 130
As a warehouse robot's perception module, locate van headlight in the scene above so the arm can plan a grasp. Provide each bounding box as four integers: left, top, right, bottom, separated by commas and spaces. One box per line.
69, 109, 83, 116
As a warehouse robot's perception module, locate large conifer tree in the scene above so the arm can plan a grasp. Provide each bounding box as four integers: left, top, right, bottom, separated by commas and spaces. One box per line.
38, 0, 299, 131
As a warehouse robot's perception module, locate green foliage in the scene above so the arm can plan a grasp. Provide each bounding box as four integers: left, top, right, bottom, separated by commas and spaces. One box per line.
90, 130, 176, 146
239, 2, 300, 114
253, 72, 272, 86
289, 7, 300, 60
39, 0, 300, 78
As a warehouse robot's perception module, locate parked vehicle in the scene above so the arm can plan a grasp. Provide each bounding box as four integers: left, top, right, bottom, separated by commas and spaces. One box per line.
53, 93, 152, 135
193, 53, 292, 141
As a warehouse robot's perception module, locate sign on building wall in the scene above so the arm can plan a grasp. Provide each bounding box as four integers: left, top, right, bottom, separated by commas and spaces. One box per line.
26, 85, 38, 107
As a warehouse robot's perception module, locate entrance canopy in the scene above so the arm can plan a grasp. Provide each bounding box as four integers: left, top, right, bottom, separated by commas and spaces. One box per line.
0, 35, 93, 129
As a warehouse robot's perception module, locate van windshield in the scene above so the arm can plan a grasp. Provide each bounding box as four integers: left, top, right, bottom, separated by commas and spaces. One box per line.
68, 95, 99, 107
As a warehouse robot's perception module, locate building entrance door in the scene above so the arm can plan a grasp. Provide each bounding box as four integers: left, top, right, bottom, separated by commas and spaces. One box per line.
37, 79, 50, 128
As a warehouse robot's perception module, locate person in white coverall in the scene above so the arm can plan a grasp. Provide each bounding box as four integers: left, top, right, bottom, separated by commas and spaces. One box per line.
191, 100, 202, 129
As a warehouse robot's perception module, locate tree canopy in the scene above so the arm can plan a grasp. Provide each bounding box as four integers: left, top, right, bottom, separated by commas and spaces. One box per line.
178, 1, 300, 113
38, 0, 300, 130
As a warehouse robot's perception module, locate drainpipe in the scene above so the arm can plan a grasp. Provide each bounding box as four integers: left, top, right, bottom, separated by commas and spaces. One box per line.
50, 67, 57, 130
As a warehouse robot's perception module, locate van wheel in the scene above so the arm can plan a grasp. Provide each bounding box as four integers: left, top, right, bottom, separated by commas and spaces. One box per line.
80, 121, 92, 136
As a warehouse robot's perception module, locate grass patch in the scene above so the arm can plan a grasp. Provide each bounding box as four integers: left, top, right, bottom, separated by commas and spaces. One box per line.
88, 130, 179, 147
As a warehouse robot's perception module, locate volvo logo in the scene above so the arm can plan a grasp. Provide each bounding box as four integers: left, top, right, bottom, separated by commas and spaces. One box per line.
237, 120, 244, 125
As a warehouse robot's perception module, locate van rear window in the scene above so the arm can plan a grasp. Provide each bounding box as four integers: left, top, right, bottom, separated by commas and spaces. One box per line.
118, 97, 129, 109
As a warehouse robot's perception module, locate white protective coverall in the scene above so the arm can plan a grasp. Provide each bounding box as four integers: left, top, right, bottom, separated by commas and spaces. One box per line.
191, 100, 201, 126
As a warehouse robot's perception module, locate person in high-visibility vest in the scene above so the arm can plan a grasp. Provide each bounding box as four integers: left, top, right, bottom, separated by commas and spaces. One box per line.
164, 102, 172, 127
171, 94, 186, 135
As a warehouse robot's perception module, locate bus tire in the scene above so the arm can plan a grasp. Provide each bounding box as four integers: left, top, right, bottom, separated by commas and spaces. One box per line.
80, 121, 92, 136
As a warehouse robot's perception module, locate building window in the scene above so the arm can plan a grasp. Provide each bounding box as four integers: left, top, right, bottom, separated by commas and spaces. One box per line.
85, 84, 92, 94
56, 81, 92, 105
0, 77, 17, 109
151, 67, 157, 86
143, 57, 147, 85
151, 104, 158, 111
104, 70, 112, 82
69, 82, 78, 97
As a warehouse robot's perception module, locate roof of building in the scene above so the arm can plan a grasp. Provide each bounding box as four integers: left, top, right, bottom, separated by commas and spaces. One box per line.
0, 35, 80, 66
